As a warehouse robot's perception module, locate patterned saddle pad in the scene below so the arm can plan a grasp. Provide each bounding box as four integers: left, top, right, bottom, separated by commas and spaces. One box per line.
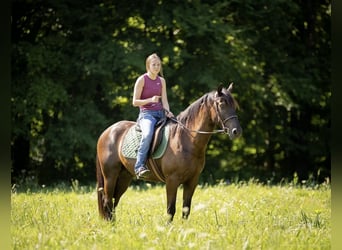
121, 124, 170, 159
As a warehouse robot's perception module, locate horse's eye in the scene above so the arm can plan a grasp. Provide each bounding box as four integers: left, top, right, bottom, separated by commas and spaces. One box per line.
219, 99, 227, 105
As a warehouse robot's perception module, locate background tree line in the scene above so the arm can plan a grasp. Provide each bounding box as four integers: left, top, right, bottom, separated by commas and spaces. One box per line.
11, 0, 331, 185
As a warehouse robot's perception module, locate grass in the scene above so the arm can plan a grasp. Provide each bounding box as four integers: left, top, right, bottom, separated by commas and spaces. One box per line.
11, 181, 330, 249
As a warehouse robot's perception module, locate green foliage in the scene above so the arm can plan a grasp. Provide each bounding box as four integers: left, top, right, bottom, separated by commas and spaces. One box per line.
11, 0, 330, 184
11, 183, 331, 249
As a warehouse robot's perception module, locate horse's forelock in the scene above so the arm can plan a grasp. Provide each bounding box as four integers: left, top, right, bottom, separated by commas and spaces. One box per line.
227, 93, 239, 110
221, 88, 239, 110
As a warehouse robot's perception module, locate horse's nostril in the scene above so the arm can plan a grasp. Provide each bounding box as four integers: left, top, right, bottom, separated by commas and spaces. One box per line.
232, 128, 237, 135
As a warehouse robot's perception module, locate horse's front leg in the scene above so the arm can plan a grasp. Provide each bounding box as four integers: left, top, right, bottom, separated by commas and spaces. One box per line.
182, 178, 199, 219
165, 178, 180, 222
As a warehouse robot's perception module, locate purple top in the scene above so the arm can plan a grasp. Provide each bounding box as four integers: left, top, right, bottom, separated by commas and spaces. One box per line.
140, 73, 163, 111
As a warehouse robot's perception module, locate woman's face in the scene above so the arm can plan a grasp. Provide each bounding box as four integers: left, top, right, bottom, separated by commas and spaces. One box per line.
148, 58, 161, 74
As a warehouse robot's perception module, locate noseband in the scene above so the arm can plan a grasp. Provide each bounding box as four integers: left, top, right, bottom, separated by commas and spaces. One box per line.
220, 115, 238, 134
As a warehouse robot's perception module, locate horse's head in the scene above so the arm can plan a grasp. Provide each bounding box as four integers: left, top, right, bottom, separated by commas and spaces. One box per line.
214, 83, 242, 139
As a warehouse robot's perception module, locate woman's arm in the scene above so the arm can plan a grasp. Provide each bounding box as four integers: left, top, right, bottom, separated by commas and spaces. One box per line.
160, 77, 174, 117
160, 77, 170, 111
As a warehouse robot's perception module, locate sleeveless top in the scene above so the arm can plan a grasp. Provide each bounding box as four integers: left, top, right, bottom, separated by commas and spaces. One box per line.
140, 73, 163, 111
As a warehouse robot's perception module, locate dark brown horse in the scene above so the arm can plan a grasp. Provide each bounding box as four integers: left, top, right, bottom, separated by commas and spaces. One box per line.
96, 83, 242, 221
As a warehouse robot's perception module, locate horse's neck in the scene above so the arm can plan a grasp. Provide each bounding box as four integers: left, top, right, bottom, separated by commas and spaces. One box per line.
195, 109, 214, 130
179, 103, 215, 147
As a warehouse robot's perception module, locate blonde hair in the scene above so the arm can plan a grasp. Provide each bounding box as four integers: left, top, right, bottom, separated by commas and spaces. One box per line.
145, 53, 164, 77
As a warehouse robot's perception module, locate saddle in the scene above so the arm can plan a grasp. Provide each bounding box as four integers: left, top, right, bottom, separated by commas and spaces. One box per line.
121, 117, 170, 160
135, 117, 168, 155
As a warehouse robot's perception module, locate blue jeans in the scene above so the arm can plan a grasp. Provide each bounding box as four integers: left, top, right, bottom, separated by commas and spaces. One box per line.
134, 110, 165, 171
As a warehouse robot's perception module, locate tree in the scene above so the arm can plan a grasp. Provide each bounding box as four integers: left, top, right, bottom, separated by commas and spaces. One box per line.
11, 0, 330, 185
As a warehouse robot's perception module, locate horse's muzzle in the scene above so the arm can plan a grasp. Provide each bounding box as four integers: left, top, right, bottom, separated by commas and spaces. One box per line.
227, 126, 242, 139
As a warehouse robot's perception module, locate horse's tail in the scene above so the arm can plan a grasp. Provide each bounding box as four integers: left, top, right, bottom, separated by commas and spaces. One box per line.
96, 154, 106, 219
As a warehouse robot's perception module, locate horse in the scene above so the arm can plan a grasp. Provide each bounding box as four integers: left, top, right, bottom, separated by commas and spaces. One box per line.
96, 83, 242, 222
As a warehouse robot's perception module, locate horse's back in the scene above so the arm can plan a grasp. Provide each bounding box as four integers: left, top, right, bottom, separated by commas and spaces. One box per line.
97, 120, 135, 160
99, 120, 134, 138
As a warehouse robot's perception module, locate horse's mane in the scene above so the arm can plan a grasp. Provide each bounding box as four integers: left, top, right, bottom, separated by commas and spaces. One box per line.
177, 92, 211, 126
176, 89, 239, 127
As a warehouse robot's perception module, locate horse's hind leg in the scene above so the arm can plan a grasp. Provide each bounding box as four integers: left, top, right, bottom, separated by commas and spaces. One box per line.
101, 162, 123, 220
103, 176, 117, 220
113, 168, 133, 209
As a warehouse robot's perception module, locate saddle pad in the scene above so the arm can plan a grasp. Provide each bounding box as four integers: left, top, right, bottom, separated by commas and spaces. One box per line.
121, 125, 169, 159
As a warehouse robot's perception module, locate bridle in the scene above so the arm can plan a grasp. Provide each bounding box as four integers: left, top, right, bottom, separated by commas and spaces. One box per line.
166, 101, 238, 135
214, 101, 238, 135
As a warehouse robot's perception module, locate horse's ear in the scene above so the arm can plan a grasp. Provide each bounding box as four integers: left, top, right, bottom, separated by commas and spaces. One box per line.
216, 84, 224, 97
227, 82, 234, 92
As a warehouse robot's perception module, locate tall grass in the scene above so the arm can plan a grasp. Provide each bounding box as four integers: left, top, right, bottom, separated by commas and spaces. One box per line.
11, 181, 330, 249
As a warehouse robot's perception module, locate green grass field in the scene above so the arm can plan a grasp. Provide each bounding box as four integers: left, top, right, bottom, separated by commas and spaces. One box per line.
11, 181, 330, 249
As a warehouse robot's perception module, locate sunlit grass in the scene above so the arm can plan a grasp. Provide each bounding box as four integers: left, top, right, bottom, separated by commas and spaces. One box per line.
11, 182, 330, 249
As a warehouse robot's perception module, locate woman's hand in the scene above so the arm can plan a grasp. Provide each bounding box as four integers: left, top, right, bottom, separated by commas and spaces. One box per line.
165, 109, 174, 118
151, 96, 161, 103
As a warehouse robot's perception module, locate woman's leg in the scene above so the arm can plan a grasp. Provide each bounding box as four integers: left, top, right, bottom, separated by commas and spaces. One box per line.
134, 112, 157, 174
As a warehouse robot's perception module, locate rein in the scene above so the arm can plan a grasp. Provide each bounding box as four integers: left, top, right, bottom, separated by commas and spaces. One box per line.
168, 115, 237, 135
